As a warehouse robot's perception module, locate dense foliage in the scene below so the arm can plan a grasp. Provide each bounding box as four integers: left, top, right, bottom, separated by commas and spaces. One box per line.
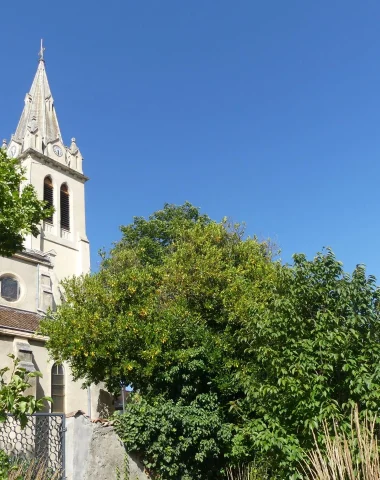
232, 251, 380, 478
114, 393, 232, 479
41, 203, 380, 479
41, 202, 276, 395
0, 149, 53, 256
41, 202, 276, 478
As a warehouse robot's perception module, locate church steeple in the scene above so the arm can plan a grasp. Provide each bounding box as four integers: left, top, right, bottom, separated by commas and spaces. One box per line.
7, 42, 83, 173
13, 41, 62, 151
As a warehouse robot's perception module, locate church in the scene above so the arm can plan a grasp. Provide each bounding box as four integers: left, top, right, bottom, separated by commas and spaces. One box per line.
0, 44, 109, 417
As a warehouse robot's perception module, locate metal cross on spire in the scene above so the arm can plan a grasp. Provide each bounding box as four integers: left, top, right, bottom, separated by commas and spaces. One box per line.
38, 39, 45, 61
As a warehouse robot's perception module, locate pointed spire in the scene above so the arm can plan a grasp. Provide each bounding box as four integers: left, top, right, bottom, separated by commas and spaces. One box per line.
38, 39, 45, 61
13, 41, 62, 154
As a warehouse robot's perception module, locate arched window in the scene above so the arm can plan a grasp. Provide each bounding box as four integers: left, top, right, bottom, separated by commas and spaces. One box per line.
51, 364, 65, 413
60, 183, 70, 231
43, 176, 54, 223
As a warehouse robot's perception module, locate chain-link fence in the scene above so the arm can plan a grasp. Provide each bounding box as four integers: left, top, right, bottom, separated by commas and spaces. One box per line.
0, 413, 65, 477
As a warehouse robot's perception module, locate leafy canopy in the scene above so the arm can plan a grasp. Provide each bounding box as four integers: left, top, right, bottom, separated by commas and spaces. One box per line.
0, 149, 53, 256
41, 202, 276, 479
41, 204, 380, 479
233, 250, 380, 478
41, 202, 275, 396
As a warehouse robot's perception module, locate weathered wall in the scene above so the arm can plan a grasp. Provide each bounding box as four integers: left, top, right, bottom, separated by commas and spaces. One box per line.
0, 332, 113, 417
0, 257, 39, 312
65, 413, 149, 480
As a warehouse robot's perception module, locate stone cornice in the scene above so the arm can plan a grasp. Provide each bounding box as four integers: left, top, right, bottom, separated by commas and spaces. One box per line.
19, 148, 89, 183
0, 326, 48, 341
13, 251, 52, 266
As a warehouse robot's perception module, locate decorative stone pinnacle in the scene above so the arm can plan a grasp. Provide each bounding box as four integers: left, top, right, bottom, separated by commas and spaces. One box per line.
70, 138, 79, 155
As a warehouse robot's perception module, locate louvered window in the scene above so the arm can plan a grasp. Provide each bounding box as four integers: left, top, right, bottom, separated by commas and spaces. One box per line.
43, 176, 54, 223
51, 364, 65, 413
60, 184, 70, 231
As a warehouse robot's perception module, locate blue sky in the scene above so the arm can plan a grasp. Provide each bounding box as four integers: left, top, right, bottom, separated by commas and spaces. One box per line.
1, 1, 380, 278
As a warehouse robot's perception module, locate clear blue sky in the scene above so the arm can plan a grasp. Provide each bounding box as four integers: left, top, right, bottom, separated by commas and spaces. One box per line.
1, 1, 379, 278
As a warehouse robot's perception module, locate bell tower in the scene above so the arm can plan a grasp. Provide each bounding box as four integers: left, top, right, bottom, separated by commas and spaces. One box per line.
5, 41, 90, 284
0, 44, 111, 419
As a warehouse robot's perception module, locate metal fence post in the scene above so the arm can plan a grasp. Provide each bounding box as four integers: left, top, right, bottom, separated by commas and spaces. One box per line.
61, 413, 66, 480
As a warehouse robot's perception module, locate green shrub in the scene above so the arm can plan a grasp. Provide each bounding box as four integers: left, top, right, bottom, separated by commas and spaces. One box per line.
113, 393, 233, 480
0, 449, 13, 479
0, 354, 51, 428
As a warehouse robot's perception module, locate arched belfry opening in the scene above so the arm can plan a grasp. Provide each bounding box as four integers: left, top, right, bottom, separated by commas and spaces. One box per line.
60, 183, 70, 231
43, 176, 54, 223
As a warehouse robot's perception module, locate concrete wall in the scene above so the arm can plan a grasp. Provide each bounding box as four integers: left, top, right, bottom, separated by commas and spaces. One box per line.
65, 413, 149, 480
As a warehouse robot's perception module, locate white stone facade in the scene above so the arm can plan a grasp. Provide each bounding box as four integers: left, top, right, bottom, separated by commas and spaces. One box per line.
0, 51, 109, 417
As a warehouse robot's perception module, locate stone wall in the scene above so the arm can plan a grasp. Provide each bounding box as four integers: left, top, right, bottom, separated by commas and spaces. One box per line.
65, 412, 148, 480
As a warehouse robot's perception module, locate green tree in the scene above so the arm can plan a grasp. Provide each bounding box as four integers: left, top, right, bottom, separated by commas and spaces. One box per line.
41, 203, 276, 396
0, 149, 53, 256
40, 204, 380, 478
234, 250, 380, 478
41, 202, 277, 478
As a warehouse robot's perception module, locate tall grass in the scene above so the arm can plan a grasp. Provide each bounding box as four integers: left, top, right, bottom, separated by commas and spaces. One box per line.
7, 459, 61, 480
226, 463, 269, 480
302, 406, 380, 479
